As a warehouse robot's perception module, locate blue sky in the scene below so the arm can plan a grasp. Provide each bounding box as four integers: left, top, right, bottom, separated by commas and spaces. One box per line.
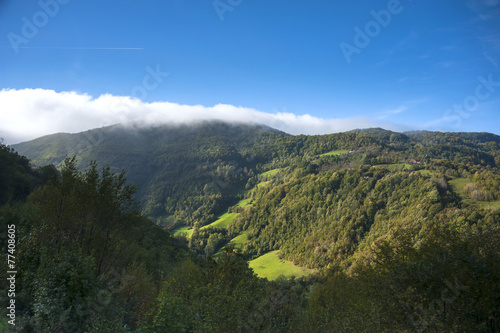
1, 0, 500, 143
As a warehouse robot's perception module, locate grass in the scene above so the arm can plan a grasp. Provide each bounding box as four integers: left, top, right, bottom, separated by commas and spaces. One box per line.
212, 232, 249, 259
173, 211, 239, 238
486, 201, 500, 209
254, 168, 283, 191
319, 149, 349, 157
417, 169, 432, 176
379, 163, 433, 175
236, 198, 253, 208
475, 200, 500, 210
248, 250, 316, 280
256, 181, 270, 189
261, 168, 282, 178
173, 197, 250, 239
202, 212, 239, 229
171, 226, 193, 237
449, 177, 469, 194
229, 232, 248, 247
383, 163, 414, 172
448, 177, 500, 210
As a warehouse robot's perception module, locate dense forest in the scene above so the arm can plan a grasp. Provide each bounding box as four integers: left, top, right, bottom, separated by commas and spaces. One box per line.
3, 123, 500, 332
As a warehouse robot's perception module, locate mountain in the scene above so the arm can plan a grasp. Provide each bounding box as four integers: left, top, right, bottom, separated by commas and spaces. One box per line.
13, 121, 288, 226
5, 123, 500, 331
12, 122, 500, 263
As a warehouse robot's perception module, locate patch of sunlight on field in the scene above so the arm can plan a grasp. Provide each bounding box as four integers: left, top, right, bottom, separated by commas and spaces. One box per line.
172, 226, 193, 237
249, 250, 316, 280
319, 149, 349, 157
203, 212, 239, 229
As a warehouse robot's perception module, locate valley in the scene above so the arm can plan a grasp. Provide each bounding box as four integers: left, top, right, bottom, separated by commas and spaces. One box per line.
4, 122, 500, 332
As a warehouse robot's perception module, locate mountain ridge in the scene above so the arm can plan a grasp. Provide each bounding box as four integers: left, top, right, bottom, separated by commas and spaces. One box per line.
11, 121, 500, 228
3, 122, 500, 331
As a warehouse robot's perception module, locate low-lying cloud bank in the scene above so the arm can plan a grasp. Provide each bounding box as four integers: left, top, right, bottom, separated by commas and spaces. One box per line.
0, 88, 400, 144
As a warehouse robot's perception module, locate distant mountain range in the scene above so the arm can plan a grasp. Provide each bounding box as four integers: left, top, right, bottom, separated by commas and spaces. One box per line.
12, 122, 500, 224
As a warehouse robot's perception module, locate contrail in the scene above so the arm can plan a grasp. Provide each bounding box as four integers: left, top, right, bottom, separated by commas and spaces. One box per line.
0, 46, 144, 50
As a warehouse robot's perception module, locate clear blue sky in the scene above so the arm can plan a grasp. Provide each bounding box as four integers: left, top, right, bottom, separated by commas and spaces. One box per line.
1, 0, 499, 139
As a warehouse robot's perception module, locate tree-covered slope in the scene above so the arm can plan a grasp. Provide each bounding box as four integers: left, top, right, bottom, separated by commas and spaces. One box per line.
12, 124, 500, 234
232, 162, 500, 269
3, 124, 500, 332
0, 141, 57, 205
13, 122, 287, 226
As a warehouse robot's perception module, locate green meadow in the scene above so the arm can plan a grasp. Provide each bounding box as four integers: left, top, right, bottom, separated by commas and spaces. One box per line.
449, 177, 470, 194
202, 212, 239, 229
248, 250, 316, 280
229, 232, 248, 247
172, 225, 193, 237
261, 168, 283, 178
236, 198, 253, 208
256, 181, 270, 189
319, 149, 349, 157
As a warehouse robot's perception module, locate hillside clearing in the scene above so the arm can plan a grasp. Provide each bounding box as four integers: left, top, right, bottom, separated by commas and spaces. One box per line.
172, 226, 193, 237
229, 232, 248, 247
261, 168, 283, 178
248, 250, 316, 280
202, 212, 239, 229
449, 177, 469, 195
236, 198, 253, 208
319, 149, 349, 157
475, 200, 500, 210
256, 181, 270, 189
213, 232, 249, 259
173, 197, 251, 238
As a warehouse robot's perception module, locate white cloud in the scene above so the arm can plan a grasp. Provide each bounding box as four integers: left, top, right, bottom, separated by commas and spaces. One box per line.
0, 88, 401, 144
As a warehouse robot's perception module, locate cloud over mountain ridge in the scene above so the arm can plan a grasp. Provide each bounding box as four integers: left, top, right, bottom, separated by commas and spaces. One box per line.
0, 88, 402, 144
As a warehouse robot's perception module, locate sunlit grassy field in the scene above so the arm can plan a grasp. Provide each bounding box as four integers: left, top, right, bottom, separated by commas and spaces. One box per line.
261, 168, 282, 178
236, 198, 253, 208
248, 250, 316, 280
449, 177, 469, 194
171, 225, 193, 237
203, 212, 239, 229
319, 149, 349, 157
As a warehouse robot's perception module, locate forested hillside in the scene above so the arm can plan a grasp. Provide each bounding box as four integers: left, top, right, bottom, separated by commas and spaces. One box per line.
13, 122, 286, 227
0, 142, 57, 205
5, 123, 500, 332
